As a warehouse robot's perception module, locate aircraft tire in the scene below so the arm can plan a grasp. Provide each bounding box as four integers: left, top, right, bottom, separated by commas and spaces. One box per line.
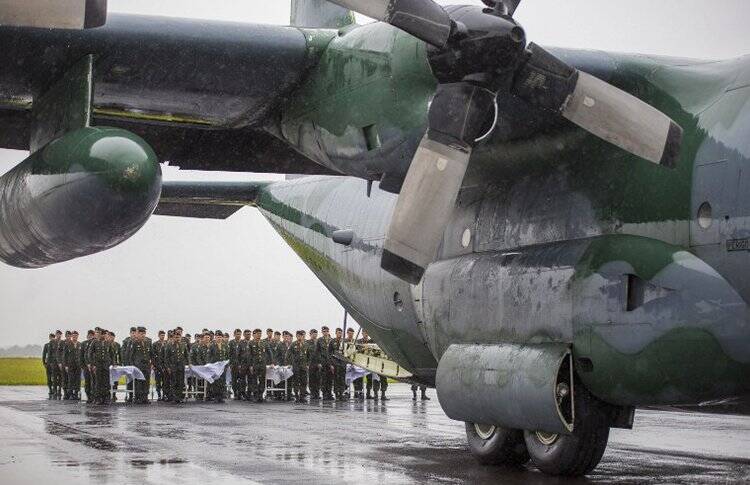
523, 384, 610, 476
465, 422, 529, 466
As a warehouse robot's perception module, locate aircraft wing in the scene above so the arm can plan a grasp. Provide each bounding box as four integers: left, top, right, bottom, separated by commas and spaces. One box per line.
154, 180, 269, 220
0, 13, 336, 175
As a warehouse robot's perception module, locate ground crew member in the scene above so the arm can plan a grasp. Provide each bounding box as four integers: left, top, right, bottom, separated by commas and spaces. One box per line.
81, 330, 95, 402
246, 329, 270, 402
151, 330, 166, 401
318, 326, 334, 400
229, 329, 243, 400
42, 334, 55, 399
291, 330, 309, 403
131, 327, 152, 404
63, 331, 82, 400
207, 329, 229, 403
87, 328, 115, 405
307, 329, 321, 400
330, 328, 346, 400
165, 330, 189, 404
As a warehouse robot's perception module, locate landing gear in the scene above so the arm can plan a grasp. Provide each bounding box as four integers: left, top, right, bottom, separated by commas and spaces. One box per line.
465, 423, 529, 466
523, 385, 610, 476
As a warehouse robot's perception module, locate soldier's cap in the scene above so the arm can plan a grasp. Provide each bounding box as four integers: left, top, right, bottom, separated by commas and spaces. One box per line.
87, 330, 95, 336
137, 326, 146, 332
215, 329, 223, 335
176, 326, 183, 331
253, 329, 262, 334
72, 330, 79, 335
310, 329, 318, 334
167, 330, 174, 335
335, 328, 343, 332
223, 333, 229, 338
94, 327, 101, 332
266, 328, 273, 333
65, 330, 71, 336
346, 328, 354, 333
130, 326, 137, 332
243, 329, 251, 333
282, 331, 291, 336
321, 326, 329, 331
207, 331, 214, 336
48, 333, 55, 338
234, 328, 242, 334
55, 330, 62, 334
109, 331, 115, 336
274, 331, 281, 336
158, 330, 165, 335
297, 330, 306, 336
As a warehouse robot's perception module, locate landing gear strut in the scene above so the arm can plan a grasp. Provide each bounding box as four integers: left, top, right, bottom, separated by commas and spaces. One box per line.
465, 423, 529, 466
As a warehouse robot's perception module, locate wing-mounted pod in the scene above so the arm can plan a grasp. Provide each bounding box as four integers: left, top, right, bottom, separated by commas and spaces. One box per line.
0, 55, 161, 268
436, 343, 574, 434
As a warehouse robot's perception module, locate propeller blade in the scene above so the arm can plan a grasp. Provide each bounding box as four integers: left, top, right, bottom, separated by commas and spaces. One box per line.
513, 44, 682, 167
327, 0, 453, 48
382, 83, 495, 283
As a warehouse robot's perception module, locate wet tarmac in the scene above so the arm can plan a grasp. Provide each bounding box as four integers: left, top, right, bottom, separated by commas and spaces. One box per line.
1, 384, 749, 484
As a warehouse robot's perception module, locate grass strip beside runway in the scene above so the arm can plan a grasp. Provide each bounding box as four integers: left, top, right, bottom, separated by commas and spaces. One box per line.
0, 358, 46, 385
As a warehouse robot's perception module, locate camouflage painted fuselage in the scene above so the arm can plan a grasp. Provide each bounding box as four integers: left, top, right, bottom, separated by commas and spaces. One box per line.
257, 22, 750, 408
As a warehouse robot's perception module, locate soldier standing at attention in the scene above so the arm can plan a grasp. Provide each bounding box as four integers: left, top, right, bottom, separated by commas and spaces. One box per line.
151, 330, 166, 401
358, 330, 375, 400
207, 329, 229, 403
246, 329, 270, 402
88, 328, 115, 405
411, 384, 430, 401
63, 331, 82, 400
263, 328, 274, 349
330, 328, 346, 400
49, 330, 63, 399
239, 330, 252, 400
165, 330, 189, 404
131, 327, 152, 404
229, 329, 243, 400
58, 331, 71, 398
81, 330, 95, 402
307, 329, 321, 400
291, 330, 310, 403
107, 331, 122, 401
122, 327, 136, 402
317, 326, 334, 400
277, 331, 293, 401
162, 330, 175, 402
42, 334, 55, 399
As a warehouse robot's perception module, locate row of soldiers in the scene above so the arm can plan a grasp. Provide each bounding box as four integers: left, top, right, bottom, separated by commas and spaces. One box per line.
42, 325, 390, 405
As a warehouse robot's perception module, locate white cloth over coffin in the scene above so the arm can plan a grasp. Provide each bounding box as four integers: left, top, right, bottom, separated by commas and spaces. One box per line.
266, 365, 293, 385
109, 366, 145, 386
346, 364, 379, 385
186, 360, 229, 384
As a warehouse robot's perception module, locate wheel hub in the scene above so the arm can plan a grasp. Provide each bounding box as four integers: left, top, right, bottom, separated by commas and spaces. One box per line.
534, 430, 559, 445
474, 423, 496, 440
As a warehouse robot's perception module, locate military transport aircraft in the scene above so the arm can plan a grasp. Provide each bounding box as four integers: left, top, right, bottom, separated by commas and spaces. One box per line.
1, 0, 748, 477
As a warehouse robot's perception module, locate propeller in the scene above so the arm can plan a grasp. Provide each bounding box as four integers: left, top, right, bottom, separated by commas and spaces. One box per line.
330, 0, 683, 284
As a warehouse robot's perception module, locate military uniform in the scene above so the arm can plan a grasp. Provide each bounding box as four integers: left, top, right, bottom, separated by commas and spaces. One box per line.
307, 338, 322, 399
207, 340, 229, 403
164, 339, 190, 403
121, 335, 133, 402
228, 337, 243, 400
246, 339, 271, 401
317, 335, 334, 400
151, 338, 166, 400
329, 337, 346, 399
55, 338, 67, 399
130, 337, 152, 403
63, 339, 82, 400
87, 337, 115, 404
80, 336, 94, 401
110, 339, 122, 400
42, 339, 54, 399
190, 342, 208, 400
277, 341, 293, 400
290, 339, 309, 402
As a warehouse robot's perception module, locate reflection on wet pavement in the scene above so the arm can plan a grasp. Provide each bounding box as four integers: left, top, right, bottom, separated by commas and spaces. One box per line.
0, 384, 749, 484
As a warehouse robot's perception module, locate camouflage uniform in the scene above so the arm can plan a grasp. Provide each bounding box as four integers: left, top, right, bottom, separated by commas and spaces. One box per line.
317, 335, 334, 399
228, 337, 244, 399
110, 340, 122, 400
290, 340, 309, 401
151, 338, 166, 400
121, 336, 133, 402
130, 339, 152, 403
307, 338, 322, 399
63, 340, 82, 399
80, 336, 93, 401
164, 339, 189, 403
277, 341, 293, 400
207, 341, 229, 403
55, 338, 67, 398
87, 337, 115, 404
246, 340, 271, 401
329, 337, 346, 399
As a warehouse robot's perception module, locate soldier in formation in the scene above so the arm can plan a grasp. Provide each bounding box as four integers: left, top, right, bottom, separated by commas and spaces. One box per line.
40, 324, 394, 404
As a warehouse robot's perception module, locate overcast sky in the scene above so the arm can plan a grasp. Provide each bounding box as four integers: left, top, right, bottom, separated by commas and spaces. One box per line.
1, 0, 749, 346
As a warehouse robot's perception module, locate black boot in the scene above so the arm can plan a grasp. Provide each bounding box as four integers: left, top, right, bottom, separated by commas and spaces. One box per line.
421, 391, 430, 401
381, 391, 389, 401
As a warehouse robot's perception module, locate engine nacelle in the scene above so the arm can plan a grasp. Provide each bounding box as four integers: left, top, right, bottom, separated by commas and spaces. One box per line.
0, 126, 161, 268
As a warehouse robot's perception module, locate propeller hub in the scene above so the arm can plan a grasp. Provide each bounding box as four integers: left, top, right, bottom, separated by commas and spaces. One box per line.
427, 6, 526, 86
